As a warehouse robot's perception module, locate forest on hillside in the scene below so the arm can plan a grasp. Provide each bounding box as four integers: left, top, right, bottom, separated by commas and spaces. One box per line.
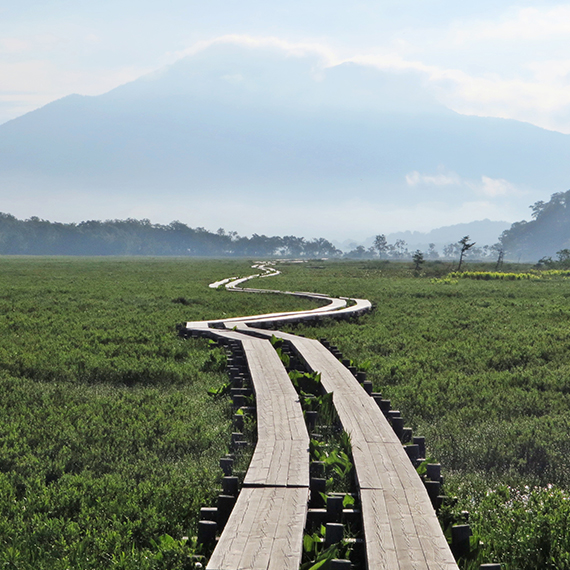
501, 190, 570, 261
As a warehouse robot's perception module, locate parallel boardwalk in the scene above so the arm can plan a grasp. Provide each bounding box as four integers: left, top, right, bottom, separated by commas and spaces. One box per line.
239, 327, 458, 570
185, 263, 458, 570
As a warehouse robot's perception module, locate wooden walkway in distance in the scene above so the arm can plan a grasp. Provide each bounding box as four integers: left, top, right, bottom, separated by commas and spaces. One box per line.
184, 262, 458, 570
199, 329, 310, 570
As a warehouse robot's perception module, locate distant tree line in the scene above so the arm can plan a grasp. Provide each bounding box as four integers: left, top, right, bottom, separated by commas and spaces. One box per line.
0, 214, 342, 257
343, 234, 502, 262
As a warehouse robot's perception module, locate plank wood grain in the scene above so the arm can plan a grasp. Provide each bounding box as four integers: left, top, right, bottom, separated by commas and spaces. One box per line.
206, 486, 309, 570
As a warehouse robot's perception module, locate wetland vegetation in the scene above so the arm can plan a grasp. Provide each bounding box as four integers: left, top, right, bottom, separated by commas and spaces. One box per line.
2, 256, 570, 569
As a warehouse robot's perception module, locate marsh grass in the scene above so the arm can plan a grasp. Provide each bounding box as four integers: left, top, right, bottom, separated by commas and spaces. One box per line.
4, 257, 570, 568
0, 257, 320, 569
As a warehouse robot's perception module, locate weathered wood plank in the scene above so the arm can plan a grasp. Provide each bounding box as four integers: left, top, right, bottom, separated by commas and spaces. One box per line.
239, 337, 310, 488
207, 487, 309, 570
204, 330, 309, 488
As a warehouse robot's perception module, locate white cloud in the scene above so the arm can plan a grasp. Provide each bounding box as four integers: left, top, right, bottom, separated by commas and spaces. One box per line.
222, 73, 244, 84
84, 33, 101, 44
479, 176, 519, 198
346, 49, 570, 134
0, 33, 64, 55
406, 171, 461, 187
168, 34, 337, 66
338, 5, 570, 133
405, 169, 524, 198
0, 37, 30, 53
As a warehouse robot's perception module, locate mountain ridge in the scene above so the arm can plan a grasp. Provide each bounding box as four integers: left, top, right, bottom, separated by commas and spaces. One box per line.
0, 41, 568, 239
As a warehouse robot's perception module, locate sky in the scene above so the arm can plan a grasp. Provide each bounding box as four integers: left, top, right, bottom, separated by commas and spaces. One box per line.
1, 1, 570, 239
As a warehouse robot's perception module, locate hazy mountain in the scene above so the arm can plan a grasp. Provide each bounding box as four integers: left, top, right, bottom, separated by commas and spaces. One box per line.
0, 41, 568, 239
337, 219, 510, 252
385, 219, 510, 250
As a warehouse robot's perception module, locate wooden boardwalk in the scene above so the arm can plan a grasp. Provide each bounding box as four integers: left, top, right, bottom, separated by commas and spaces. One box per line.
184, 262, 458, 570
239, 327, 458, 569
199, 328, 310, 570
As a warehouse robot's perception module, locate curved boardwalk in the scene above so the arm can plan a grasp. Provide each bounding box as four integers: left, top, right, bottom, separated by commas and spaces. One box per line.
183, 263, 458, 570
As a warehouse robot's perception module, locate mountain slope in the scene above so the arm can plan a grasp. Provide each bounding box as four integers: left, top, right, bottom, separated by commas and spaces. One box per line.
0, 41, 568, 237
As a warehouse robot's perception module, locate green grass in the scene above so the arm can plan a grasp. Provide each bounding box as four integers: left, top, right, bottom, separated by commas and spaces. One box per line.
4, 256, 570, 569
0, 257, 319, 569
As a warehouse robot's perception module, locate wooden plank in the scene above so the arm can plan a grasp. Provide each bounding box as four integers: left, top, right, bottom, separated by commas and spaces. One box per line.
239, 337, 310, 488
207, 329, 310, 488
244, 439, 309, 487
360, 488, 399, 570
207, 487, 309, 570
267, 487, 309, 570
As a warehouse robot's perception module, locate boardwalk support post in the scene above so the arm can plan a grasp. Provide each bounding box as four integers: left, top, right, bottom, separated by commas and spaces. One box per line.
413, 436, 426, 459
216, 495, 236, 530
391, 417, 405, 439
451, 524, 472, 558
310, 477, 327, 507
426, 463, 441, 481
327, 495, 344, 522
306, 410, 318, 431
197, 520, 217, 545
325, 522, 344, 546
222, 476, 239, 496
219, 456, 233, 476
405, 444, 420, 464
199, 507, 217, 522
424, 481, 441, 508
233, 413, 244, 432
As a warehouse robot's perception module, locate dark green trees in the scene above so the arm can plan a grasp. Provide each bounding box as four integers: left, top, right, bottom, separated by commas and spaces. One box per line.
501, 190, 570, 261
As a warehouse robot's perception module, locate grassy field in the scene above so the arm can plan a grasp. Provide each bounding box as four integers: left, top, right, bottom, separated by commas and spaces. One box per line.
0, 257, 319, 569
2, 257, 570, 569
